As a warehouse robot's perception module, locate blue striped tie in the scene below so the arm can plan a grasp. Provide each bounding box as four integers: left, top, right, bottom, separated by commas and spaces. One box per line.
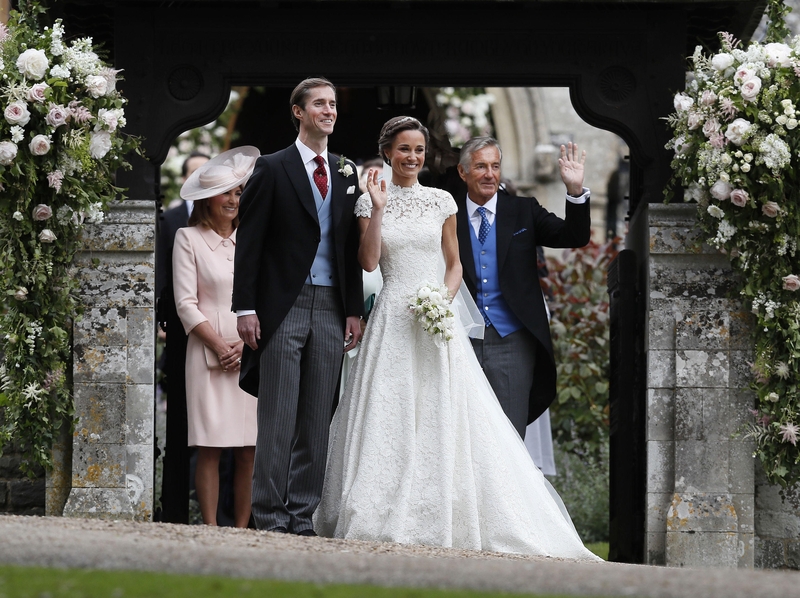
477, 206, 490, 245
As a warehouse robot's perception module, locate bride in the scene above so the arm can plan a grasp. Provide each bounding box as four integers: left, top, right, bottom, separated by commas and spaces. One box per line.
314, 116, 599, 560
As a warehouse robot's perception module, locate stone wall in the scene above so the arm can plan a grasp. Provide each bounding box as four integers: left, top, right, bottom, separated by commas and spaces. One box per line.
59, 200, 156, 521
0, 443, 45, 516
755, 454, 800, 568
646, 203, 756, 567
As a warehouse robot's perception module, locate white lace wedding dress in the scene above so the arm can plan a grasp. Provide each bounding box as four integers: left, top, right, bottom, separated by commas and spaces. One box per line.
314, 182, 599, 560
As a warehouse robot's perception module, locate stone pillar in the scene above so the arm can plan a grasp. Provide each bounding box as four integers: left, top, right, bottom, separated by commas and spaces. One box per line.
62, 200, 155, 521
754, 466, 800, 568
646, 203, 755, 567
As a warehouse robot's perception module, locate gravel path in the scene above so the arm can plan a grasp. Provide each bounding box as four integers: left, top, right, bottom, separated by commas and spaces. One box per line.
1, 515, 799, 597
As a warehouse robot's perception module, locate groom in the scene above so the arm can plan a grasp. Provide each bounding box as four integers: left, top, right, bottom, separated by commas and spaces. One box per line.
456, 137, 591, 439
233, 77, 363, 534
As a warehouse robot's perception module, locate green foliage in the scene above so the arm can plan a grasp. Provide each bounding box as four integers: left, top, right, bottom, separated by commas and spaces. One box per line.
664, 18, 800, 486
544, 237, 617, 463
549, 445, 610, 544
766, 0, 793, 43
0, 2, 141, 475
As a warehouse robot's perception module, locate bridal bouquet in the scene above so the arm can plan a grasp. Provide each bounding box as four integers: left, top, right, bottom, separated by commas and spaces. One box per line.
409, 284, 456, 343
663, 2, 800, 486
0, 2, 140, 474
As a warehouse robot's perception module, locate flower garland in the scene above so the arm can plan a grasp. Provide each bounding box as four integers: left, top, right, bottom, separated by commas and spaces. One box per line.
0, 2, 140, 475
664, 1, 800, 486
434, 87, 495, 147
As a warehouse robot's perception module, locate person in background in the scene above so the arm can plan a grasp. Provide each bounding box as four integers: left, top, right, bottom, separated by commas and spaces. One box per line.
173, 146, 260, 527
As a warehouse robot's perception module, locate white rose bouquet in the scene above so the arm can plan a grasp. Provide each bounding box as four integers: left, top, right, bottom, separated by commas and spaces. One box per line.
664, 1, 800, 487
0, 2, 141, 475
409, 283, 456, 343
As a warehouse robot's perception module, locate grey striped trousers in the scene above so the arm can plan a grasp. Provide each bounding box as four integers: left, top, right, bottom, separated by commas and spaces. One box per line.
251, 285, 343, 532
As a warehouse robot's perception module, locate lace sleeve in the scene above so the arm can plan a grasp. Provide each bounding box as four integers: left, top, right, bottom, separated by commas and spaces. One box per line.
439, 190, 458, 220
354, 192, 372, 218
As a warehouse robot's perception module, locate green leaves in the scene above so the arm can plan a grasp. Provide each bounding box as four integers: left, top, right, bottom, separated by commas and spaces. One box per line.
546, 237, 617, 464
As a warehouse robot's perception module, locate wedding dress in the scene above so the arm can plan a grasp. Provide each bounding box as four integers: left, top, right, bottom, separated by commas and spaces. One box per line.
314, 182, 599, 560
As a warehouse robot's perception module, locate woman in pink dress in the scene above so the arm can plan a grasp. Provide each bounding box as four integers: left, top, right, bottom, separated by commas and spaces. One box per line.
173, 146, 260, 526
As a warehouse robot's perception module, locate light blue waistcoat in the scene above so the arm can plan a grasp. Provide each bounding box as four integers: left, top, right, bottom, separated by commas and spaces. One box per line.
470, 219, 523, 337
305, 180, 338, 287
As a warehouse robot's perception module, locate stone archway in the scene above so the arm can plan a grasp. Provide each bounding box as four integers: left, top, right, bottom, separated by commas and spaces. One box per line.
55, 0, 768, 568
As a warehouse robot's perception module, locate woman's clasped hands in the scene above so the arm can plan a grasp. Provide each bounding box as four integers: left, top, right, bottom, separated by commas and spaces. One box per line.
218, 339, 244, 372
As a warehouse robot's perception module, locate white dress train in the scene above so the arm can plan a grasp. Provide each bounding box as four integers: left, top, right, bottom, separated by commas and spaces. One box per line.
314, 182, 599, 560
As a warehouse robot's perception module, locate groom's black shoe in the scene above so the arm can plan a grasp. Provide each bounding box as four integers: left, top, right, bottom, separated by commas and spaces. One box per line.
268, 526, 289, 534
296, 529, 317, 537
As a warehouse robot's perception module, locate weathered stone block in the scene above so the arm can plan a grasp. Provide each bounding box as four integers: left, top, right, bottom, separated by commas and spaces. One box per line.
8, 478, 45, 509
667, 493, 738, 533
756, 479, 789, 512
674, 439, 729, 493
73, 383, 126, 444
63, 487, 134, 520
647, 492, 673, 532
786, 541, 800, 570
126, 384, 154, 445
81, 223, 156, 252
733, 493, 755, 533
102, 200, 156, 225
0, 454, 22, 478
127, 444, 153, 522
73, 307, 128, 347
704, 389, 752, 440
666, 530, 739, 567
646, 531, 666, 566
128, 344, 155, 385
71, 443, 127, 488
647, 440, 674, 494
675, 350, 728, 388
674, 388, 704, 440
74, 253, 154, 309
675, 311, 729, 351
728, 350, 754, 390
729, 311, 754, 350
648, 350, 675, 388
649, 310, 675, 350
649, 220, 706, 255
755, 536, 786, 568
73, 345, 128, 383
728, 442, 756, 495
127, 307, 154, 347
647, 388, 674, 441
738, 532, 755, 568
755, 511, 800, 539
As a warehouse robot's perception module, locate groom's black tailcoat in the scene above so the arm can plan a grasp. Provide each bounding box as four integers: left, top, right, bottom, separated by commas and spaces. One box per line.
232, 143, 364, 397
456, 188, 591, 424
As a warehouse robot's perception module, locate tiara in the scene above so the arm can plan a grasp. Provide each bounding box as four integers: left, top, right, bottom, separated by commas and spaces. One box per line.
393, 116, 418, 126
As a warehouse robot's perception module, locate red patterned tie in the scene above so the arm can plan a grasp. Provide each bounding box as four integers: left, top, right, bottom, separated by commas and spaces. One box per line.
313, 155, 328, 199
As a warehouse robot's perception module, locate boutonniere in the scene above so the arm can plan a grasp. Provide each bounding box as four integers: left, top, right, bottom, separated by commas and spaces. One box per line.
337, 155, 354, 177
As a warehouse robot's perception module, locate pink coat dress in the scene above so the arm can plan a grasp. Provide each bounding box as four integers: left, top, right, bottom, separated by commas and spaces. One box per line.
173, 225, 257, 447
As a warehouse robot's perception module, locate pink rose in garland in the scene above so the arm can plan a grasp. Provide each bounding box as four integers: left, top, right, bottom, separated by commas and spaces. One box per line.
729, 189, 749, 207
762, 201, 780, 218
32, 204, 52, 221
783, 275, 800, 292
29, 134, 51, 156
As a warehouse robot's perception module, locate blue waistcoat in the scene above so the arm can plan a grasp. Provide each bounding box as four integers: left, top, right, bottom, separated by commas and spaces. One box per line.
470, 220, 523, 337
305, 181, 338, 287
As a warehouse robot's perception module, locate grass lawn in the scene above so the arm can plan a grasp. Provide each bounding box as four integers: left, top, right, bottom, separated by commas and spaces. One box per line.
0, 564, 611, 598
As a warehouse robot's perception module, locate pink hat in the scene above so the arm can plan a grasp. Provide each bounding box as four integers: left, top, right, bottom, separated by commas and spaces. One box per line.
180, 146, 260, 200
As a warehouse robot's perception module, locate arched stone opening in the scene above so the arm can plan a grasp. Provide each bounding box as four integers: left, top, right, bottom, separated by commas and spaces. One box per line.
48, 0, 771, 568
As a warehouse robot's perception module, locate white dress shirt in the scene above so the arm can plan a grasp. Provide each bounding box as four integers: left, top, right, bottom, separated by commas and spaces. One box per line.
465, 187, 590, 238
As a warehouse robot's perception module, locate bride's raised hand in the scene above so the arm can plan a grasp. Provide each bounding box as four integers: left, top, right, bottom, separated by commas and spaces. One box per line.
366, 167, 387, 211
